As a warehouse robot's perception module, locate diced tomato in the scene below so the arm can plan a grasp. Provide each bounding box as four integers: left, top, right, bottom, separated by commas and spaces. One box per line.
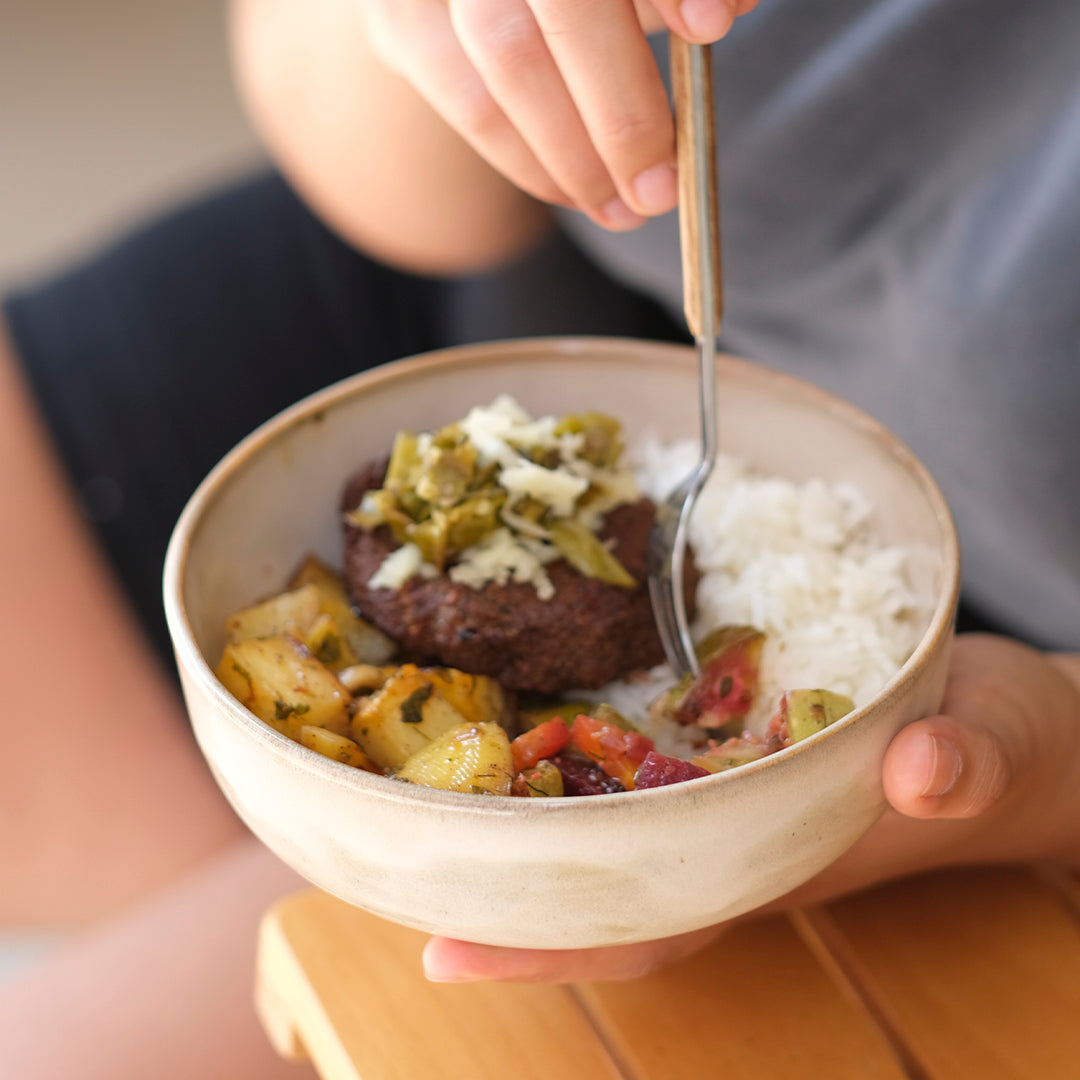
570, 714, 654, 791
634, 751, 711, 789
766, 703, 789, 745
510, 716, 572, 773
675, 641, 761, 730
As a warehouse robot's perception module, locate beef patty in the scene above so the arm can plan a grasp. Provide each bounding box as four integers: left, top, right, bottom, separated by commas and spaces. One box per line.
341, 462, 698, 695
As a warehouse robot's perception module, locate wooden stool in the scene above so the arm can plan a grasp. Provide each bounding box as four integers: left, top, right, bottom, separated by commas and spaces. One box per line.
256, 866, 1080, 1079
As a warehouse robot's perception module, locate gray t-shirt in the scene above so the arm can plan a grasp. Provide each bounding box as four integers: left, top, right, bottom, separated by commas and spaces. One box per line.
559, 0, 1080, 649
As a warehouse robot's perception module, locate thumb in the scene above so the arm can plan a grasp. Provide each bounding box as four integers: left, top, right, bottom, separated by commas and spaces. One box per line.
882, 715, 1015, 820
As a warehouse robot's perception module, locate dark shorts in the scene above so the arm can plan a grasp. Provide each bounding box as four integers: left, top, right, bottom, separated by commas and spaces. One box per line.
3, 172, 688, 662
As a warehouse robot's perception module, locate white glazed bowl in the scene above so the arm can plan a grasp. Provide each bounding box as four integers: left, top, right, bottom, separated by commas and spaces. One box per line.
164, 338, 959, 949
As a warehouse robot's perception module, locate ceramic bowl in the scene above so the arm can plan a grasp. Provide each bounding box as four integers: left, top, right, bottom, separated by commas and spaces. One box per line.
164, 337, 959, 949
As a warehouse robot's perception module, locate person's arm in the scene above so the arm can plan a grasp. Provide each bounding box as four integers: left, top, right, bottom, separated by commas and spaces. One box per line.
0, 321, 246, 928
423, 634, 1080, 981
230, 0, 554, 275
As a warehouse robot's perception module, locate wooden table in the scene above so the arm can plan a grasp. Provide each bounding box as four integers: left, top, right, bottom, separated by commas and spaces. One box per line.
255, 866, 1080, 1079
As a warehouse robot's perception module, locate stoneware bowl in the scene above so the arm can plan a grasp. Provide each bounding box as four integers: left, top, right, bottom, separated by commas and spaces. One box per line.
164, 337, 959, 949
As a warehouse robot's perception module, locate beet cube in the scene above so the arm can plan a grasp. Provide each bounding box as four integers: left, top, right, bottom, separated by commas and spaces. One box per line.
550, 753, 626, 796
634, 750, 711, 789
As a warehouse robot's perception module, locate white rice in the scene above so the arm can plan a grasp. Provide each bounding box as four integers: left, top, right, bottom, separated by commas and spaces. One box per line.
582, 436, 938, 757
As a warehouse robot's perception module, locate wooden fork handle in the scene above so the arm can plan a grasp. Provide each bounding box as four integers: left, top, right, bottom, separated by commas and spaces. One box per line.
670, 35, 723, 338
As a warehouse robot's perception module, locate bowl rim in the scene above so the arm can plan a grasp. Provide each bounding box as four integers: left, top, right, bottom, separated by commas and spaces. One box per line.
163, 335, 960, 813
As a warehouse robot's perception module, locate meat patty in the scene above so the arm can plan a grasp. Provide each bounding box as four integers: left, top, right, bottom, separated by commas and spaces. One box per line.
341, 463, 698, 695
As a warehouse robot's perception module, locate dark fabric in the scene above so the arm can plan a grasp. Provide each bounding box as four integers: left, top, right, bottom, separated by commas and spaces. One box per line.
3, 172, 685, 663
954, 600, 1018, 640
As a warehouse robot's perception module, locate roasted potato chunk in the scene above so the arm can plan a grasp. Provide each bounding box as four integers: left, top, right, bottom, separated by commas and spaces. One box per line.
225, 584, 321, 645
302, 612, 360, 672
298, 725, 380, 772
215, 634, 352, 736
350, 665, 474, 771
423, 668, 510, 728
396, 722, 513, 795
288, 555, 395, 664
337, 664, 397, 694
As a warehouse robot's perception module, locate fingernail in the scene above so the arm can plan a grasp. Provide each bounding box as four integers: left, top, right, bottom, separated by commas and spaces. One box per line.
631, 162, 678, 216
424, 969, 478, 984
919, 734, 963, 798
680, 0, 735, 40
600, 196, 647, 230
422, 956, 478, 983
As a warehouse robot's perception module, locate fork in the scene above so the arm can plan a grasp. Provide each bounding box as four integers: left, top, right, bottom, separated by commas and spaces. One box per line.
647, 36, 722, 679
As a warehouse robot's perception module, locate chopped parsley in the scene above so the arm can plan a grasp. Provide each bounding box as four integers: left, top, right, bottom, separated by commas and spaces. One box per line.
274, 700, 312, 721
400, 684, 434, 724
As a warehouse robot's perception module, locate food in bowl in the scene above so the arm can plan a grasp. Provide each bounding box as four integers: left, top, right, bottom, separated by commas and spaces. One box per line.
166, 338, 958, 948
213, 395, 935, 799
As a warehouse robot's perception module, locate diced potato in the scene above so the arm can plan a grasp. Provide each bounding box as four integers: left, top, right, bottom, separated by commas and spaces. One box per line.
215, 634, 352, 735
424, 668, 509, 728
225, 584, 321, 645
338, 664, 397, 694
216, 651, 256, 709
396, 722, 513, 796
298, 725, 380, 773
302, 613, 360, 672
351, 665, 472, 771
288, 555, 396, 664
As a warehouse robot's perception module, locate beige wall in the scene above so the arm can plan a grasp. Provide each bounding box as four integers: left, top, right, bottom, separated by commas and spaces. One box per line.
0, 0, 263, 287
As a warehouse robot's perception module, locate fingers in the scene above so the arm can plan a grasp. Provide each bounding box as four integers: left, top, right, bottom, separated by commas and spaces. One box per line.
650, 0, 736, 40
525, 0, 679, 216
423, 923, 722, 983
366, 0, 760, 228
364, 0, 570, 209
451, 0, 670, 225
882, 715, 1013, 820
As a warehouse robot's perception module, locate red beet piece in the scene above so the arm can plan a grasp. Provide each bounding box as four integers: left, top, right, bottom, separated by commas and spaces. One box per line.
634, 750, 711, 789
550, 753, 626, 796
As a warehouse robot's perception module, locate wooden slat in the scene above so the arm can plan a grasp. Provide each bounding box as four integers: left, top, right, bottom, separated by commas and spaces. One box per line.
1033, 863, 1080, 926
256, 890, 622, 1080
813, 867, 1080, 1080
577, 915, 907, 1080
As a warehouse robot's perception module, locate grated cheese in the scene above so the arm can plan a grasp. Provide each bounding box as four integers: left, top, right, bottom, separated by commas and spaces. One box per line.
368, 543, 438, 590
498, 460, 589, 518
448, 528, 557, 600
368, 396, 640, 598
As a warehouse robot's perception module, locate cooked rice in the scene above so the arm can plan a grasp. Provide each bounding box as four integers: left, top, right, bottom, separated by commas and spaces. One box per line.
582, 436, 938, 757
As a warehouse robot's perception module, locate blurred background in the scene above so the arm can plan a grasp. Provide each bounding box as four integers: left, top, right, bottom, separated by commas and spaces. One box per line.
0, 0, 262, 288
0, 0, 259, 979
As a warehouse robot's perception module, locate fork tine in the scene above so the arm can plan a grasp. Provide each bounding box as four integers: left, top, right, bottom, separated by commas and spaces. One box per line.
647, 492, 699, 677
648, 571, 694, 676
